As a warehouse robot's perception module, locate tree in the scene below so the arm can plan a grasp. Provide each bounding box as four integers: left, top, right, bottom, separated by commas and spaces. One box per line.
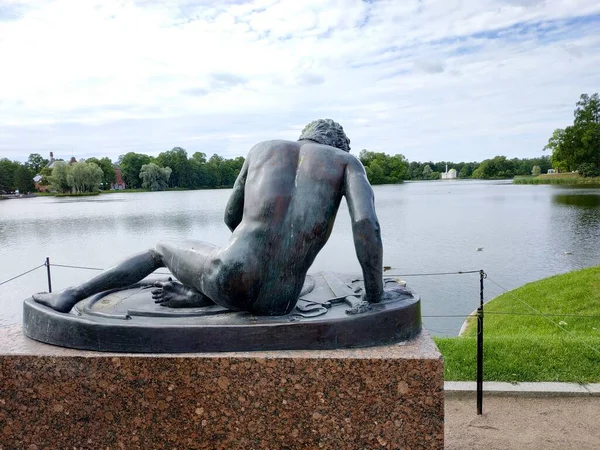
14, 165, 35, 193
0, 158, 20, 192
458, 162, 477, 178
204, 154, 223, 187
66, 162, 103, 193
422, 165, 433, 179
544, 93, 600, 176
192, 152, 207, 164
577, 162, 600, 177
140, 163, 172, 191
472, 156, 514, 179
156, 147, 192, 188
37, 166, 53, 188
26, 153, 48, 174
359, 150, 409, 185
531, 165, 541, 176
87, 157, 116, 189
49, 161, 71, 193
119, 152, 151, 189
368, 161, 385, 184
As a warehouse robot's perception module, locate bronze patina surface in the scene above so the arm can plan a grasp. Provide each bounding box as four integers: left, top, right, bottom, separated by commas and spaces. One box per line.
26, 119, 421, 352
24, 273, 421, 352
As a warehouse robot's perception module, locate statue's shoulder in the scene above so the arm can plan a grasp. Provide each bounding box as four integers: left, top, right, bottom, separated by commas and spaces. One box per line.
344, 152, 365, 168
250, 139, 300, 151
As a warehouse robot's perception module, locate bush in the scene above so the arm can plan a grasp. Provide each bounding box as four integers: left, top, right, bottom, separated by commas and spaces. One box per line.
577, 163, 600, 177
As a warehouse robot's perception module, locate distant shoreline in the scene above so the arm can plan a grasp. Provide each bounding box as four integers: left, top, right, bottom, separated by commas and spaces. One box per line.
5, 177, 600, 200
21, 186, 236, 198
0, 194, 37, 200
514, 174, 600, 185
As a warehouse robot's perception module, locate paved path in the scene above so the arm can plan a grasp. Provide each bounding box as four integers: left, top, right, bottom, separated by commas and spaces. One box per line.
445, 381, 600, 396
445, 395, 600, 449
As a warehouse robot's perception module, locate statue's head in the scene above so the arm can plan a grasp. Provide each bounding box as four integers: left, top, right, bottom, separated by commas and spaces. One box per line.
298, 119, 351, 152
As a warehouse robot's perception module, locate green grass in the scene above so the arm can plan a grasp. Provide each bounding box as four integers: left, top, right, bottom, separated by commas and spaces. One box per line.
434, 266, 600, 382
514, 173, 600, 185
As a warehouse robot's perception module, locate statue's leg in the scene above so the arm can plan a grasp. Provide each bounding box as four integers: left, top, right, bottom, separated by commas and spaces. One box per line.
150, 279, 214, 308
153, 240, 217, 290
33, 250, 164, 312
152, 240, 234, 309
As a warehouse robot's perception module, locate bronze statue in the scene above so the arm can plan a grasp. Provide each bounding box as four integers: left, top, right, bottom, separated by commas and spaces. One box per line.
33, 119, 384, 316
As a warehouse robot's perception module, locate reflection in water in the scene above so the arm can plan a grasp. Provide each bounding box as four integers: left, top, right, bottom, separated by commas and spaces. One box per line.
552, 193, 600, 235
53, 198, 127, 204
548, 192, 600, 275
553, 194, 600, 208
2, 184, 600, 335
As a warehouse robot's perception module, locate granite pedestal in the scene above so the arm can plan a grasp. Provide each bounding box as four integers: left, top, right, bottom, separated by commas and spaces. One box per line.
0, 325, 443, 449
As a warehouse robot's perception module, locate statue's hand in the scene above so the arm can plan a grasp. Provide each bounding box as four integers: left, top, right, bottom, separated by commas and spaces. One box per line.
377, 285, 413, 303
361, 291, 382, 304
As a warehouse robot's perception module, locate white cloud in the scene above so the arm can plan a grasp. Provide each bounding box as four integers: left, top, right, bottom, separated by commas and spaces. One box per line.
1, 0, 599, 162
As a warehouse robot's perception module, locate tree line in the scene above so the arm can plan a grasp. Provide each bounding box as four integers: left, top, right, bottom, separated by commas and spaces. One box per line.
359, 93, 598, 184
0, 148, 246, 194
1, 148, 555, 194
360, 151, 552, 184
117, 147, 245, 190
0, 153, 47, 193
3, 92, 598, 195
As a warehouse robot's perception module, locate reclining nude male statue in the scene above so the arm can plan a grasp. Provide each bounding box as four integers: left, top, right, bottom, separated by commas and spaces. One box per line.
33, 119, 385, 316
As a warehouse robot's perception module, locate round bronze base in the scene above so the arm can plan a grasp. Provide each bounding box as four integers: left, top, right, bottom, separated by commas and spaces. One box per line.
23, 272, 421, 353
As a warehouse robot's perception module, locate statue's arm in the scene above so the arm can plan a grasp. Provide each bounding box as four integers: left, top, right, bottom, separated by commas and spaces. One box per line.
224, 157, 249, 232
343, 157, 384, 303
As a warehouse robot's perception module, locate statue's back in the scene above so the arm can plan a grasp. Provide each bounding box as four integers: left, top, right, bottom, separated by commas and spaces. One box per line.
242, 139, 350, 266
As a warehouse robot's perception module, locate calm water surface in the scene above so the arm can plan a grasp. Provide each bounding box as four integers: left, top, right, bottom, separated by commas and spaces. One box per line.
1, 180, 599, 336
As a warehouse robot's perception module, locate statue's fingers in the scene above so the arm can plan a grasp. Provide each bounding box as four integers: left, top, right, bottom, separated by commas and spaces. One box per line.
153, 280, 165, 288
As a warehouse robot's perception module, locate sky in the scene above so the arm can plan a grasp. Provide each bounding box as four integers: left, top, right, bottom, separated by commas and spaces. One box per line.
1, 0, 599, 164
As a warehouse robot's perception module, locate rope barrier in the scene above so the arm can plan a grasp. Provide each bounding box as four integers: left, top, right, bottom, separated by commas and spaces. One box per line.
422, 314, 477, 318
49, 263, 172, 276
384, 270, 481, 277
0, 264, 46, 287
2, 262, 598, 320
2, 262, 598, 321
48, 263, 480, 280
50, 263, 103, 271
483, 311, 600, 318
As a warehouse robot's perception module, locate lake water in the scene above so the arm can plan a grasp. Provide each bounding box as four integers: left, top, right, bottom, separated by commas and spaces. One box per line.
1, 180, 599, 336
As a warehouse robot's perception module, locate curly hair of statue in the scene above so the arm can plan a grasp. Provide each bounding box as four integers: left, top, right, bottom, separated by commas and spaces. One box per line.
298, 119, 351, 152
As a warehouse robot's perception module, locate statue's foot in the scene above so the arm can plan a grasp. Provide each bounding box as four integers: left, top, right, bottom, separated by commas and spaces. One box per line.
151, 280, 214, 308
32, 289, 78, 313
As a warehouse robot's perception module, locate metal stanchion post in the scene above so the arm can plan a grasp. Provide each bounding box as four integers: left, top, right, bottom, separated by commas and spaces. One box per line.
477, 269, 486, 415
45, 257, 52, 293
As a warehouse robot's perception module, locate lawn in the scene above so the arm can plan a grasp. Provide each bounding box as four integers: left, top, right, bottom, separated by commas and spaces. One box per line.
434, 266, 600, 383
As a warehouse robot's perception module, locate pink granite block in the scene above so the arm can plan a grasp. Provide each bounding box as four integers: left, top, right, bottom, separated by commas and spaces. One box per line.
0, 325, 443, 449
